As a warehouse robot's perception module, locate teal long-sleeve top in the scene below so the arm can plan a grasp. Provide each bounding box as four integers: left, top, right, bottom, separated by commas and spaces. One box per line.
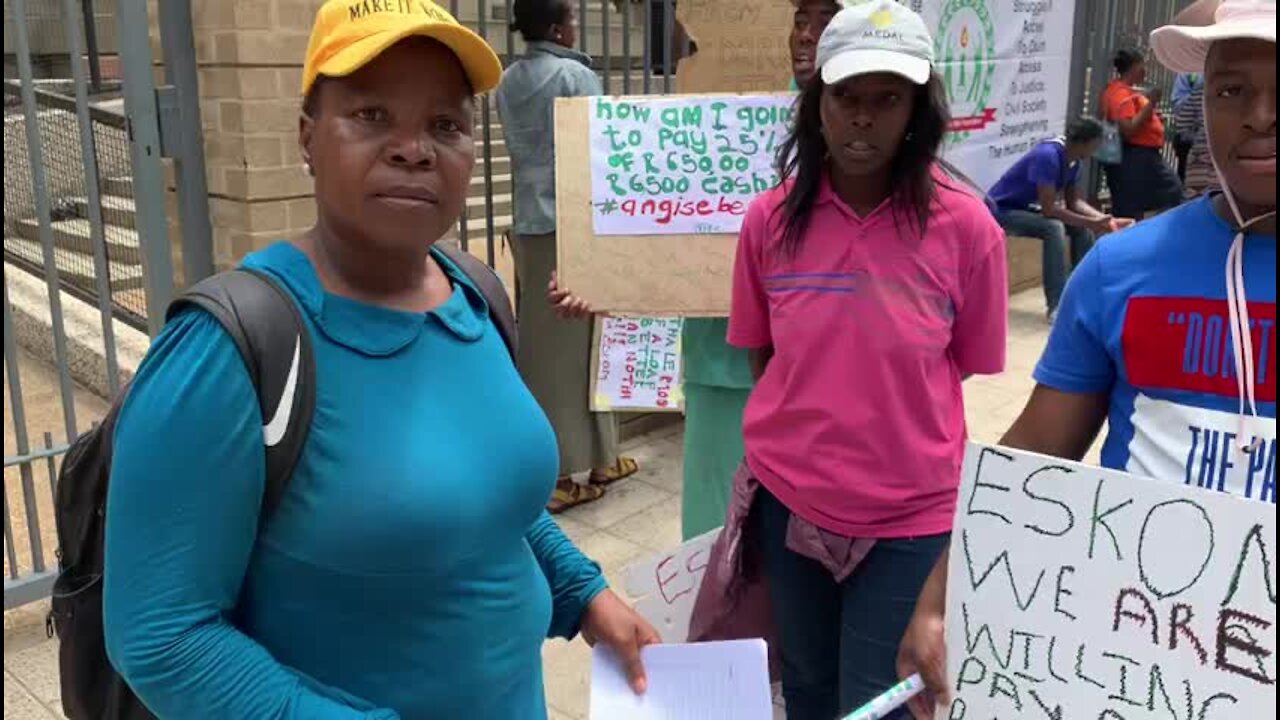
103, 241, 607, 719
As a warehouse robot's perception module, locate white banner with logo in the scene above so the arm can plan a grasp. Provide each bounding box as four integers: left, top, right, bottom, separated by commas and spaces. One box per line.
913, 0, 1078, 192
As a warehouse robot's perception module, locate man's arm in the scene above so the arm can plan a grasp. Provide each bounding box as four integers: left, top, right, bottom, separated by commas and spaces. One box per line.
1064, 185, 1109, 222
897, 387, 1108, 719
1040, 184, 1111, 233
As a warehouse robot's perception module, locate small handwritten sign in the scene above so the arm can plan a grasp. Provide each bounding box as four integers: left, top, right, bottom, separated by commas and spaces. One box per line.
588, 95, 792, 236
624, 528, 721, 643
591, 316, 685, 412
946, 443, 1277, 719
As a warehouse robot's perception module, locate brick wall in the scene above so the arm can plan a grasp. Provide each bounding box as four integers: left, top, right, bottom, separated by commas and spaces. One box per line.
191, 0, 317, 268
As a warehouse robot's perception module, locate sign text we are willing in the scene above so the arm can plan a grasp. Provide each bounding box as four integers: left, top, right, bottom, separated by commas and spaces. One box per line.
946, 444, 1276, 719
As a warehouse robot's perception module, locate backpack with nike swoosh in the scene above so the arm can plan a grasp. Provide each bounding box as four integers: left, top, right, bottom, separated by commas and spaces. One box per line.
46, 242, 517, 719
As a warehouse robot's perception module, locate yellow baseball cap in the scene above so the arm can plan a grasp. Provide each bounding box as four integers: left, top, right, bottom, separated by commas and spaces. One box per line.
301, 0, 503, 97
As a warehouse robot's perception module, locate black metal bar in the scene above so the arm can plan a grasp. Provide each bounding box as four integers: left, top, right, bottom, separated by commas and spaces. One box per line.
11, 0, 81, 441
82, 0, 103, 93
2, 444, 72, 468
643, 0, 653, 93
505, 0, 515, 66
21, 459, 45, 574
4, 484, 19, 580
580, 0, 589, 56
662, 0, 673, 93
2, 80, 127, 128
4, 572, 58, 610
45, 433, 59, 507
60, 0, 123, 397
117, 0, 178, 337
622, 0, 632, 94
480, 0, 497, 267
602, 0, 612, 93
158, 0, 216, 285
452, 0, 468, 251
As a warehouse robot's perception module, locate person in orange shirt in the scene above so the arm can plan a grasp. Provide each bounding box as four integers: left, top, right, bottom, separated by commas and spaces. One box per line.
1101, 48, 1184, 219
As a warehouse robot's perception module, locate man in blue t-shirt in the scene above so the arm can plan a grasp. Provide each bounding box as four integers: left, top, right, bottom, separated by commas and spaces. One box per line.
988, 118, 1131, 321
898, 5, 1276, 716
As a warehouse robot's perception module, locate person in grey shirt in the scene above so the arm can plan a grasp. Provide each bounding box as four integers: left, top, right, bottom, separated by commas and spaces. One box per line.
496, 0, 637, 513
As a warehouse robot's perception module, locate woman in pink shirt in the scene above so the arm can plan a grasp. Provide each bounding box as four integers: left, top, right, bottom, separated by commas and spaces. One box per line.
725, 3, 1008, 716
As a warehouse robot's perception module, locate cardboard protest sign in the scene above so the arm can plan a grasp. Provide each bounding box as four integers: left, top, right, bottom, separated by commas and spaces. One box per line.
674, 0, 796, 94
555, 0, 1077, 313
623, 528, 721, 643
945, 443, 1277, 719
590, 315, 686, 412
587, 96, 791, 236
555, 93, 791, 315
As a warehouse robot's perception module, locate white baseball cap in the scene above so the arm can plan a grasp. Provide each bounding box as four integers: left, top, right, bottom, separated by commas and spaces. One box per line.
1150, 0, 1276, 73
817, 0, 935, 86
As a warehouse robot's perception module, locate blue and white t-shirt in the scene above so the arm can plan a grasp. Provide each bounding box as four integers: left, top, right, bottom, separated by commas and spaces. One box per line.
1036, 196, 1276, 503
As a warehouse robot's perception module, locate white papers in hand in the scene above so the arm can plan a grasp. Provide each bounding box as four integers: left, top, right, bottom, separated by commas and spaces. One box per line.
589, 639, 772, 720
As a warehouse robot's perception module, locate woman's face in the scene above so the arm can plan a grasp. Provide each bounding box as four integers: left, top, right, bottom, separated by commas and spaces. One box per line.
299, 38, 475, 252
790, 0, 839, 87
820, 72, 916, 179
1204, 38, 1277, 211
1128, 59, 1148, 84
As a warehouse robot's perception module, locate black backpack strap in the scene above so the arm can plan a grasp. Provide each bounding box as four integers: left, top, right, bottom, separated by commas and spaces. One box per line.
165, 269, 315, 522
435, 242, 519, 360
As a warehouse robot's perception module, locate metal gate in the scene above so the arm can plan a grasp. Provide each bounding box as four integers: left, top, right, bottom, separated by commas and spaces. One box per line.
3, 0, 210, 609
1068, 0, 1195, 200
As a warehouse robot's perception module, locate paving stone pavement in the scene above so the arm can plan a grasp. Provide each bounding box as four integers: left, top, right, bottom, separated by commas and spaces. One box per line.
3, 289, 1059, 720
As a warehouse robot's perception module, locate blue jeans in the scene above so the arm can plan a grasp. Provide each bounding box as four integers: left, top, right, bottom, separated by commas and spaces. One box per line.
752, 486, 950, 720
997, 209, 1095, 314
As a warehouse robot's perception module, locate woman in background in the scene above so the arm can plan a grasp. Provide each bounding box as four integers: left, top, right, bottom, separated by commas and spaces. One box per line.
497, 0, 638, 512
1101, 48, 1184, 218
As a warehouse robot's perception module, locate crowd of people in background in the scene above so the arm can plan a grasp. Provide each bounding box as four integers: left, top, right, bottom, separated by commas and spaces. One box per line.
90, 0, 1273, 718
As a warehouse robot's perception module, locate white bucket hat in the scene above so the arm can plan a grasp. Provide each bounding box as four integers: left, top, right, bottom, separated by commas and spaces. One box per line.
1150, 0, 1276, 72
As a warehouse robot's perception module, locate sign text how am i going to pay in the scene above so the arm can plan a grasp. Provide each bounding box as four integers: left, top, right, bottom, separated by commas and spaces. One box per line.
588, 95, 792, 236
946, 444, 1276, 720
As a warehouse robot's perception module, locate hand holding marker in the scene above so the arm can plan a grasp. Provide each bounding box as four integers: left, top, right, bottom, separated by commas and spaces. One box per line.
841, 674, 924, 720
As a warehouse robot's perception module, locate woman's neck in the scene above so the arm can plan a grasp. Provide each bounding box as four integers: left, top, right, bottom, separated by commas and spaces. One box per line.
829, 165, 893, 217
298, 222, 447, 313
1213, 194, 1278, 236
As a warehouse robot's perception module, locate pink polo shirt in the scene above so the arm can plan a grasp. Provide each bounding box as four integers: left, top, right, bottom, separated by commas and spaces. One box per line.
728, 171, 1008, 538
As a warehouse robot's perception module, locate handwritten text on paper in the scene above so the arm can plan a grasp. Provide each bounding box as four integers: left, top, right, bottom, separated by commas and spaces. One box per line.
588, 96, 792, 235
945, 443, 1276, 719
594, 316, 684, 411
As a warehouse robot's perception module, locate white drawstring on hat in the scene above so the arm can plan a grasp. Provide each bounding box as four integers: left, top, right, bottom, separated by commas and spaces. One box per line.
1206, 112, 1277, 454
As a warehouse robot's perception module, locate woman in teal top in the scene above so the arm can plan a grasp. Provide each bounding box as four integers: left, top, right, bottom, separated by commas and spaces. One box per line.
101, 4, 657, 718
677, 0, 840, 540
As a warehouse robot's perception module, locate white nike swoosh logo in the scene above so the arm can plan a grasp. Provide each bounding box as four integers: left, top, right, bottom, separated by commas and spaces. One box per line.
262, 335, 301, 447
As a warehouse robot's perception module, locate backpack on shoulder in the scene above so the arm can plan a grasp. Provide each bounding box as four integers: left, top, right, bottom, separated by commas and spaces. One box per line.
47, 243, 516, 719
